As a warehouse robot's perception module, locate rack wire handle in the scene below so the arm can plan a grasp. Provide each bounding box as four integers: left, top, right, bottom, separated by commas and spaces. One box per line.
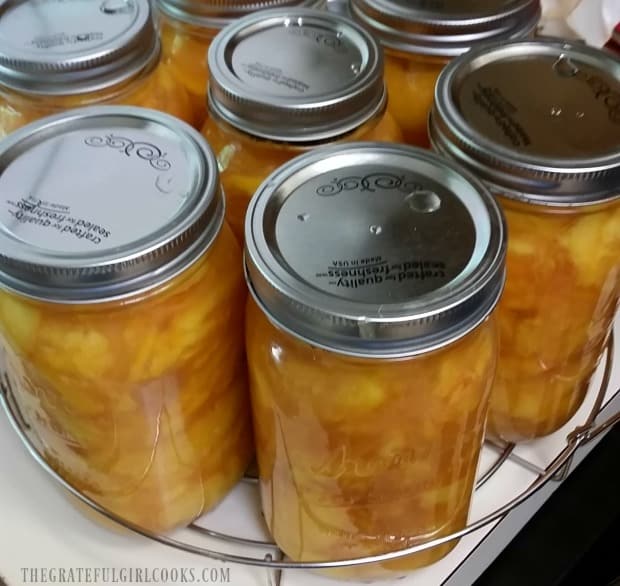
567, 332, 617, 447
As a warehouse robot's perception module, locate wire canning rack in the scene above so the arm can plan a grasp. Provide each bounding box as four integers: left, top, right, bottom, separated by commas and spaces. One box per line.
0, 332, 619, 585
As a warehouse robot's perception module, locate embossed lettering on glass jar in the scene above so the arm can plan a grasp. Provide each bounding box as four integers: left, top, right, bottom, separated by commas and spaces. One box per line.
350, 0, 540, 147
156, 0, 323, 126
245, 143, 506, 579
203, 7, 403, 243
0, 0, 198, 137
0, 106, 252, 532
430, 39, 620, 443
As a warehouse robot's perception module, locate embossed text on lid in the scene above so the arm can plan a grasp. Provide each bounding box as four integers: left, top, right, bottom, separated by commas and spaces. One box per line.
208, 8, 385, 142
0, 0, 159, 94
430, 39, 620, 204
245, 142, 506, 358
350, 0, 540, 57
0, 106, 223, 302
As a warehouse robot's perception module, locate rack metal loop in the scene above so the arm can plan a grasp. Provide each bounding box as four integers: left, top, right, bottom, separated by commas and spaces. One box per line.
0, 332, 617, 571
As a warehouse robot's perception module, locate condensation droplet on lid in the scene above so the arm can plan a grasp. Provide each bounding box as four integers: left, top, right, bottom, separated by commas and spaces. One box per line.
155, 174, 174, 194
297, 213, 310, 222
369, 225, 382, 235
406, 191, 441, 214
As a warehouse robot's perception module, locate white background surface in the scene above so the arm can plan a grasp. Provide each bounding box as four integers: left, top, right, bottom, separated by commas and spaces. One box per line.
2, 2, 619, 585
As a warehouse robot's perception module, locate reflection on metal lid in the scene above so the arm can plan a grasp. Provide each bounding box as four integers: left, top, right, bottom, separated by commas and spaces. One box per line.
0, 0, 159, 94
350, 0, 541, 57
208, 8, 385, 142
156, 0, 321, 29
245, 142, 506, 358
0, 106, 223, 302
430, 39, 620, 205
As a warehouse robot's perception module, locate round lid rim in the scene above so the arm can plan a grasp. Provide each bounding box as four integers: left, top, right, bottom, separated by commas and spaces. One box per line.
209, 77, 382, 108
207, 84, 388, 143
430, 114, 620, 207
432, 39, 620, 178
0, 0, 158, 94
207, 6, 385, 139
0, 105, 223, 301
245, 264, 505, 358
155, 0, 224, 29
246, 249, 504, 321
370, 22, 540, 58
350, 0, 541, 56
245, 142, 507, 350
0, 214, 224, 304
156, 0, 321, 28
0, 39, 161, 96
352, 0, 539, 26
208, 8, 382, 103
0, 105, 217, 264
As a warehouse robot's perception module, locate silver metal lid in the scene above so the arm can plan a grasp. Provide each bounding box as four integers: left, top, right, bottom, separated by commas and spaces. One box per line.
0, 106, 223, 303
350, 0, 541, 57
208, 8, 385, 142
245, 142, 506, 358
326, 0, 350, 16
156, 0, 321, 30
0, 0, 159, 95
430, 39, 620, 206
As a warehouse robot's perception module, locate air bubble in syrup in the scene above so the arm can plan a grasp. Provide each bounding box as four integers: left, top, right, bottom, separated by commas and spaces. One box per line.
297, 213, 310, 222
575, 111, 585, 119
369, 225, 382, 235
550, 106, 563, 117
406, 191, 441, 214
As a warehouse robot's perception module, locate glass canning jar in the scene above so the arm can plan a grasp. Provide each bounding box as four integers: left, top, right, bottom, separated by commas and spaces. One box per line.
0, 106, 253, 532
202, 8, 403, 243
0, 0, 198, 138
430, 39, 620, 442
350, 0, 541, 148
244, 142, 506, 579
156, 0, 322, 127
